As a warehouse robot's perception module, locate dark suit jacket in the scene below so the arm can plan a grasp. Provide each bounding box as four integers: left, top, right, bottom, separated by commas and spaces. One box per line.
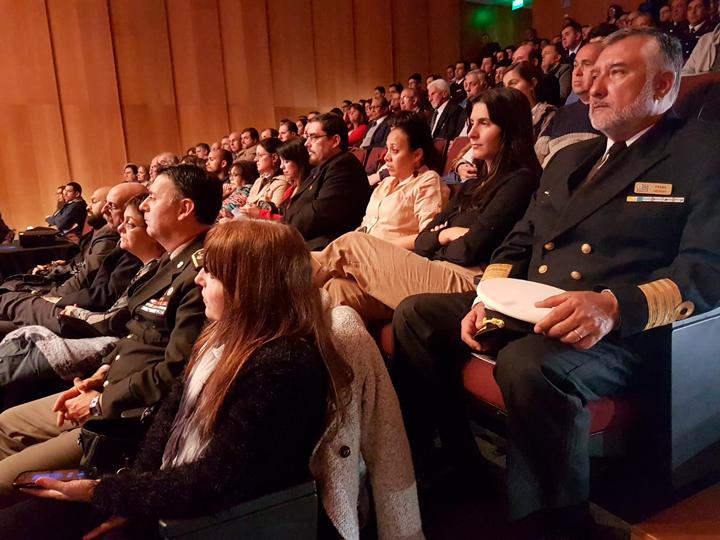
46, 198, 86, 237
368, 118, 391, 149
430, 101, 464, 140
100, 233, 207, 418
56, 247, 141, 310
283, 152, 371, 251
486, 114, 720, 339
53, 224, 119, 295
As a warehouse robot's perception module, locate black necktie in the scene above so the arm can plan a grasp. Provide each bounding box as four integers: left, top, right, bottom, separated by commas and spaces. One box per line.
583, 141, 627, 186
430, 109, 439, 133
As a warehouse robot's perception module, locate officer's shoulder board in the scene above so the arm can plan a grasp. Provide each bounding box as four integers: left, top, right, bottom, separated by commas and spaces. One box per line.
191, 249, 204, 271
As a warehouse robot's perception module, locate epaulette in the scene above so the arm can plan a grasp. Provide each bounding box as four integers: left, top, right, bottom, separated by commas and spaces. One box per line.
191, 249, 204, 271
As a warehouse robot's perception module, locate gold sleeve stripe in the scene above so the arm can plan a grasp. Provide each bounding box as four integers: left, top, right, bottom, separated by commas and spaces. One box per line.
639, 278, 694, 330
481, 263, 512, 281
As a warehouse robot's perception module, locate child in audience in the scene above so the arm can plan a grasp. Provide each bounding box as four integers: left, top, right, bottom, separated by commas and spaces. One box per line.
312, 87, 542, 322
0, 220, 351, 539
217, 160, 259, 221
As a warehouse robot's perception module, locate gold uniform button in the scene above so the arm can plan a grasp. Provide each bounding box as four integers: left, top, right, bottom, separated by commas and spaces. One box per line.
114, 354, 120, 361
538, 264, 548, 274
570, 271, 582, 280
581, 243, 592, 254
544, 242, 555, 251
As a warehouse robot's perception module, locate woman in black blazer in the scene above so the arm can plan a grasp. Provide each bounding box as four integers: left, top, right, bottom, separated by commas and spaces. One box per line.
0, 220, 352, 540
312, 87, 543, 323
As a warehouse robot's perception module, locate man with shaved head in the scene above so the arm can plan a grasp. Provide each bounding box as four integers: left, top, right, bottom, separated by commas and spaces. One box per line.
0, 183, 147, 335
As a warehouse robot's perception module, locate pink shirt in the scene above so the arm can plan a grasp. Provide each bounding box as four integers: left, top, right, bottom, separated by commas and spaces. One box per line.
359, 168, 448, 242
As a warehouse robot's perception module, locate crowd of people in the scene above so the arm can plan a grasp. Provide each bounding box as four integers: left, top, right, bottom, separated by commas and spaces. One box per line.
0, 2, 718, 538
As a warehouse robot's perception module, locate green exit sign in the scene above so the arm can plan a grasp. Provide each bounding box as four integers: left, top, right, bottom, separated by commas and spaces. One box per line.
512, 0, 524, 9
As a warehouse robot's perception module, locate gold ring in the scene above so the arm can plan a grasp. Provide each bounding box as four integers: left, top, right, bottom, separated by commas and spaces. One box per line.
573, 329, 584, 341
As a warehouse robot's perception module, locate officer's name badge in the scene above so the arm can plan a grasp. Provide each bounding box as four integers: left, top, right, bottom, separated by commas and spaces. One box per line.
626, 196, 685, 203
634, 182, 672, 195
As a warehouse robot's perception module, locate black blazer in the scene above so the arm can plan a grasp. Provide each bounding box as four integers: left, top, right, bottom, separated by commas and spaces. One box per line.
430, 101, 464, 140
56, 247, 141, 311
283, 152, 371, 251
46, 198, 86, 236
414, 168, 540, 267
487, 114, 720, 337
368, 119, 391, 149
91, 338, 327, 520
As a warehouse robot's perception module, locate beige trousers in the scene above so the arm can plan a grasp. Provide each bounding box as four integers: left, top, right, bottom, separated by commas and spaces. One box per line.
312, 232, 479, 322
0, 392, 82, 508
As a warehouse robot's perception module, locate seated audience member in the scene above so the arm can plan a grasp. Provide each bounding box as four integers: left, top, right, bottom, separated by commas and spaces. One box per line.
606, 3, 623, 25
353, 112, 448, 248
217, 161, 259, 220
535, 42, 603, 166
683, 20, 720, 73
503, 61, 558, 140
391, 28, 720, 538
450, 61, 469, 103
260, 128, 278, 141
296, 115, 308, 137
51, 186, 65, 214
347, 103, 369, 147
360, 97, 391, 149
2, 187, 113, 293
683, 0, 713, 58
194, 143, 210, 160
122, 163, 139, 183
220, 135, 231, 151
312, 87, 542, 322
400, 87, 431, 122
137, 164, 150, 185
494, 65, 508, 86
458, 70, 491, 135
149, 152, 180, 182
283, 113, 371, 250
205, 148, 233, 198
0, 214, 11, 245
239, 138, 289, 211
230, 128, 259, 161
561, 18, 585, 63
427, 79, 464, 140
0, 164, 221, 506
45, 182, 86, 240
0, 195, 165, 409
0, 184, 148, 336
278, 118, 299, 142
0, 219, 345, 539
513, 43, 562, 106
541, 43, 572, 103
633, 12, 655, 27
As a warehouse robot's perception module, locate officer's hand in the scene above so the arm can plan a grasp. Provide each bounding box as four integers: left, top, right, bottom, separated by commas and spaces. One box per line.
64, 390, 99, 425
53, 385, 81, 426
75, 366, 109, 392
534, 291, 620, 350
460, 302, 491, 352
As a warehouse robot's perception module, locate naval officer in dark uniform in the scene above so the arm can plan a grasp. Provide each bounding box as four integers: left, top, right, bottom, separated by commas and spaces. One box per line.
0, 164, 222, 506
391, 27, 720, 536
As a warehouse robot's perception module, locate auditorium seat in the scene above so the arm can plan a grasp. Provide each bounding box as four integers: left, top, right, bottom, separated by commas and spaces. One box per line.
443, 137, 470, 176
432, 138, 449, 173
375, 305, 720, 489
349, 147, 367, 166
364, 147, 387, 175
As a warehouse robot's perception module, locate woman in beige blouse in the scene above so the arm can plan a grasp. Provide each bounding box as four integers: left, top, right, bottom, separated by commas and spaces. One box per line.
238, 138, 289, 218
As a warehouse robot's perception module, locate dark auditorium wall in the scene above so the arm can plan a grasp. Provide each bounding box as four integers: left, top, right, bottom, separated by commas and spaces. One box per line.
0, 0, 461, 229
532, 0, 636, 39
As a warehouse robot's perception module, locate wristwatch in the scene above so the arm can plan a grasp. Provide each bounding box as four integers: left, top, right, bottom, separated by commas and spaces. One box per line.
89, 395, 102, 417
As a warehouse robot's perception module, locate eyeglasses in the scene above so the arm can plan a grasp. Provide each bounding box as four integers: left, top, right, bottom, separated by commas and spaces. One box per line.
305, 134, 329, 143
105, 201, 122, 212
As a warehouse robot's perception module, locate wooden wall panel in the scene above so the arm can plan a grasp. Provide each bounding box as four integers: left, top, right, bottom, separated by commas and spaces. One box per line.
353, 0, 393, 99
1, 0, 462, 228
391, 0, 430, 84
46, 0, 127, 189
108, 0, 180, 165
429, 0, 461, 76
312, 0, 358, 108
166, 0, 229, 150
267, 0, 318, 118
0, 0, 69, 227
219, 0, 275, 134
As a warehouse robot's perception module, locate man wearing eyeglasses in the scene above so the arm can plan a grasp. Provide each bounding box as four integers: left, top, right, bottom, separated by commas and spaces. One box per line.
0, 183, 147, 337
360, 97, 391, 149
283, 113, 370, 251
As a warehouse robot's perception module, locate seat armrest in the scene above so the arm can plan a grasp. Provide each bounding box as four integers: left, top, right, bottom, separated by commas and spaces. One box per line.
158, 480, 317, 539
